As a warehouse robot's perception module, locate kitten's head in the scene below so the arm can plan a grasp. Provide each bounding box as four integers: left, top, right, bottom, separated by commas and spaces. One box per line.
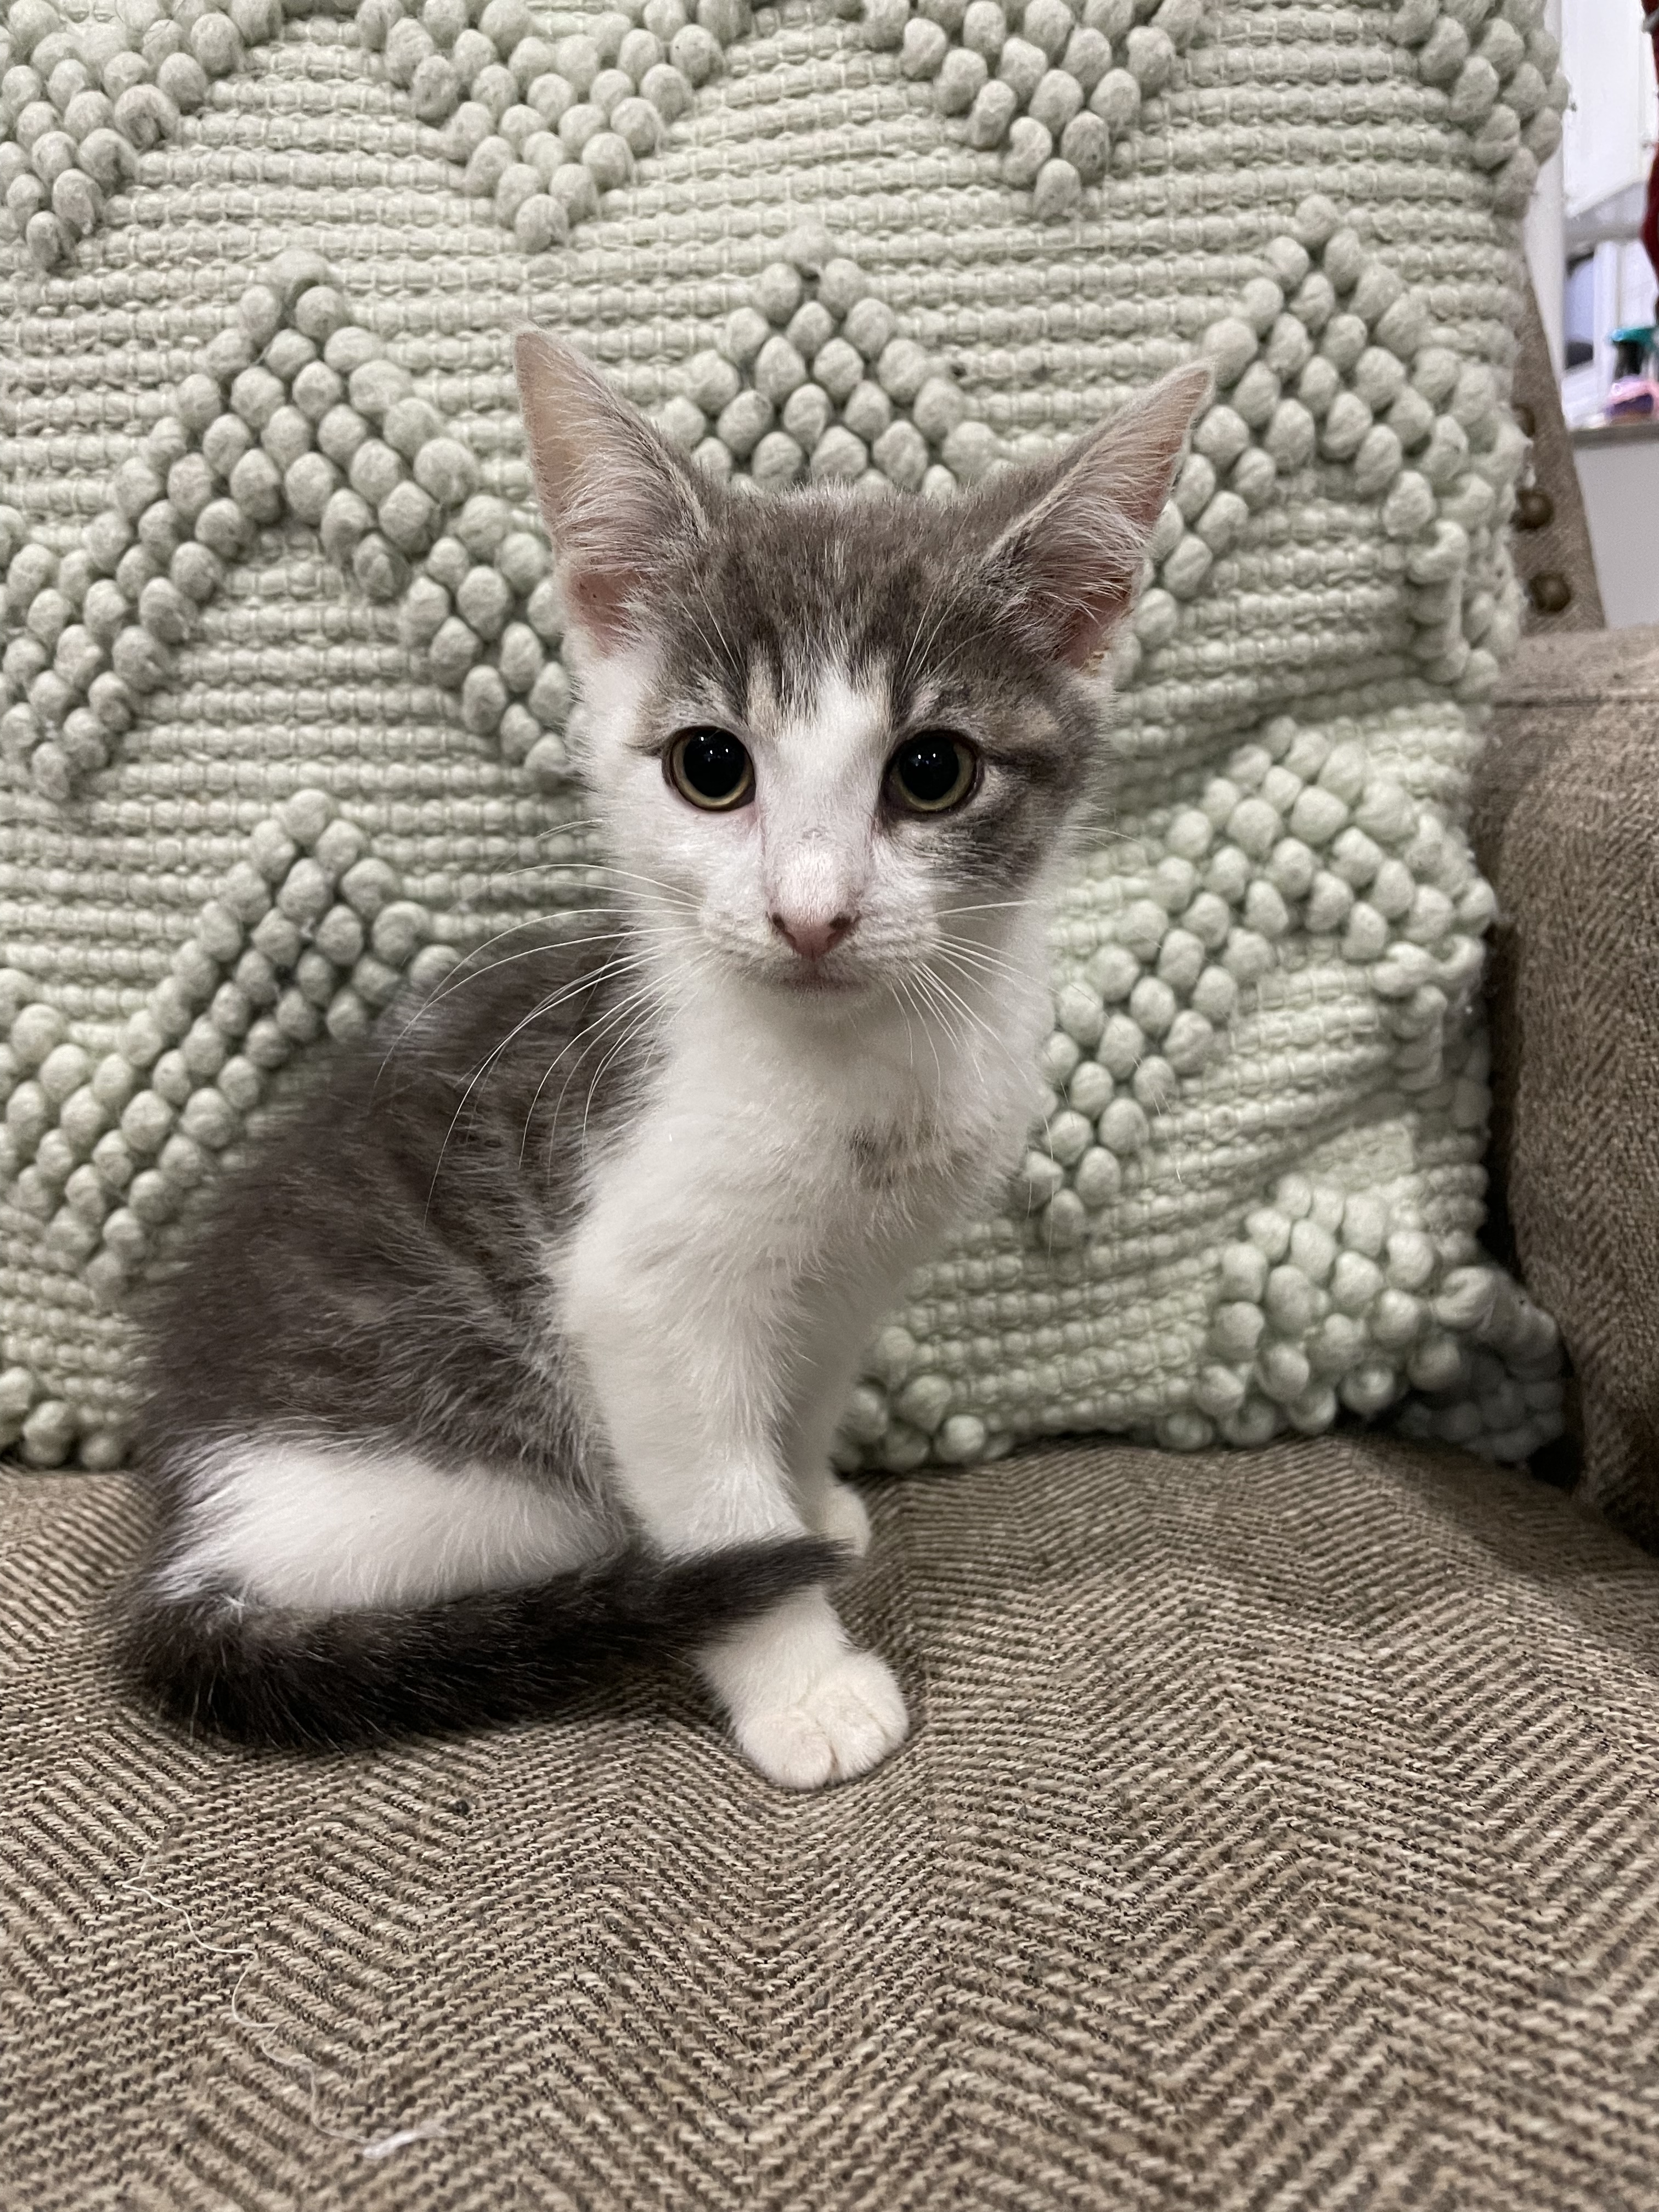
516, 333, 1207, 1006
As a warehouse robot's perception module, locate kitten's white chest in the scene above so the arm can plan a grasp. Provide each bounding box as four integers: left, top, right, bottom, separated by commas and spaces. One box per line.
652, 972, 1041, 1247
562, 959, 1048, 1356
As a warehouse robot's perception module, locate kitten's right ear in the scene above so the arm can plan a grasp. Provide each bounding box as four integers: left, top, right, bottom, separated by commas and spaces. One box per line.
514, 331, 714, 655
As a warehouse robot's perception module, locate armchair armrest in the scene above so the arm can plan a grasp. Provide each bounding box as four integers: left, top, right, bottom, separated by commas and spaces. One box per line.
1475, 625, 1659, 1546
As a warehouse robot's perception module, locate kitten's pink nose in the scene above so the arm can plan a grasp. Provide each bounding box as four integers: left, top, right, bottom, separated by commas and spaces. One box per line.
771, 910, 857, 961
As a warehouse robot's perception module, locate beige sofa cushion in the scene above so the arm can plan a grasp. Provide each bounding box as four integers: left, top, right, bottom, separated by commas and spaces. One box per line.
5, 1435, 1658, 2208
1480, 625, 1659, 1551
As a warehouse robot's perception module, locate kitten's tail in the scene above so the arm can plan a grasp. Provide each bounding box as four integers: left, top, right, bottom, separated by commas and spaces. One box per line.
119, 1538, 844, 1748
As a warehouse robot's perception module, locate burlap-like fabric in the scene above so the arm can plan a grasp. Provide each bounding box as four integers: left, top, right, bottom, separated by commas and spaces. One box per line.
1478, 626, 1659, 1552
6, 1435, 1659, 2210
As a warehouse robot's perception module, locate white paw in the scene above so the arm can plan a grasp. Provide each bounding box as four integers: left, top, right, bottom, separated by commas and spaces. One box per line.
732, 1649, 910, 1791
813, 1477, 873, 1558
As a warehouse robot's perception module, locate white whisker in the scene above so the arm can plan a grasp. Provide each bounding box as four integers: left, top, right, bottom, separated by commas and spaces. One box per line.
545, 970, 669, 1137
934, 932, 1033, 985
896, 969, 946, 1101
423, 953, 658, 1211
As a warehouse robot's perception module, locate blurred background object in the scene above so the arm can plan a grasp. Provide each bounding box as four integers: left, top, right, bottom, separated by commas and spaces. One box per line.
1526, 0, 1659, 625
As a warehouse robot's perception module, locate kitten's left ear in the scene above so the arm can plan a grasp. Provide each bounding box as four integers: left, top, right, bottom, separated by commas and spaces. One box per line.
974, 363, 1213, 670
515, 331, 715, 655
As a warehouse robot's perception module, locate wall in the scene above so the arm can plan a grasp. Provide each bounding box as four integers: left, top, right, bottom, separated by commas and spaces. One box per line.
1573, 435, 1659, 628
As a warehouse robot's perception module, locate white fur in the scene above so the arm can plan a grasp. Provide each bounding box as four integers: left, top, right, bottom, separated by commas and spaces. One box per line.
699, 1588, 910, 1790
157, 1440, 607, 1610
559, 645, 1057, 1787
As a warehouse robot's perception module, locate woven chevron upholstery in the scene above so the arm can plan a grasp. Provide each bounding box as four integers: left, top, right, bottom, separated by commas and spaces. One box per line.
5, 1435, 1659, 2207
0, 0, 1570, 1470
1479, 625, 1659, 1553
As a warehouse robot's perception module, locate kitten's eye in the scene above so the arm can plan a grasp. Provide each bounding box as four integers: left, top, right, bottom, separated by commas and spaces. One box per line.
885, 731, 978, 815
667, 727, 754, 811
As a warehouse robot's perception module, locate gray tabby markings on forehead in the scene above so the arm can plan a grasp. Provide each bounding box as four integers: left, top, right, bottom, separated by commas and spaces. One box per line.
645, 493, 1041, 724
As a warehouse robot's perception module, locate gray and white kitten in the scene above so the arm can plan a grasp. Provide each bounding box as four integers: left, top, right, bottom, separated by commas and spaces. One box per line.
122, 336, 1206, 1790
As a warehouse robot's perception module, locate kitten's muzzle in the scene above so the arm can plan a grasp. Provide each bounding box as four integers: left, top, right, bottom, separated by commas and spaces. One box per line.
770, 909, 859, 962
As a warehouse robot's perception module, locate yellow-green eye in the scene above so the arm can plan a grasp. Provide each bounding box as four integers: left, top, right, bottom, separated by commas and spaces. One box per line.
886, 732, 978, 815
667, 727, 754, 811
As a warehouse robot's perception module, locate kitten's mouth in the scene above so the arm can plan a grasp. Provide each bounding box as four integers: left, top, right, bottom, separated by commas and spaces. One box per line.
775, 965, 865, 997
757, 949, 883, 1000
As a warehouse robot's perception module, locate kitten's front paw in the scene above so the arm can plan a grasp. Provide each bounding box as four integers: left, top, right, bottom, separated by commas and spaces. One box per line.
812, 1477, 873, 1558
734, 1650, 909, 1791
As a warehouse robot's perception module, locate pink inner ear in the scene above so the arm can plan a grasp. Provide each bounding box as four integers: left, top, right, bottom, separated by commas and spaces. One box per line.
1001, 502, 1144, 670
1053, 558, 1139, 670
563, 563, 639, 651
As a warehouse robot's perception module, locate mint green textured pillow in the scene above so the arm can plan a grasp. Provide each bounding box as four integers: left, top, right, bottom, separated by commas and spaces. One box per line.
0, 0, 1566, 1470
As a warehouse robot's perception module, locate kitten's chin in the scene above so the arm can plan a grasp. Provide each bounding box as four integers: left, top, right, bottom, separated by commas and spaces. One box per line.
770, 967, 871, 1001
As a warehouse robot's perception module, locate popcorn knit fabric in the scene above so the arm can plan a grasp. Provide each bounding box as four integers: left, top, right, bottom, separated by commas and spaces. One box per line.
0, 0, 1566, 1471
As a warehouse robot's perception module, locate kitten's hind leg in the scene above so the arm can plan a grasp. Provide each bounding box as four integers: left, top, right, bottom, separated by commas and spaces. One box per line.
149, 1436, 612, 1612
797, 1469, 873, 1558
128, 1435, 658, 1743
